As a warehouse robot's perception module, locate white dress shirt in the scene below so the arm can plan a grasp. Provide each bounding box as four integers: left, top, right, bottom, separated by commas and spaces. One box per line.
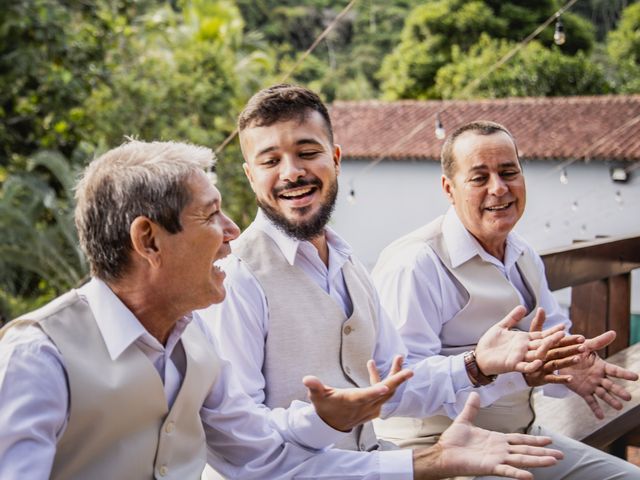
0, 278, 398, 480
200, 210, 483, 480
372, 208, 572, 408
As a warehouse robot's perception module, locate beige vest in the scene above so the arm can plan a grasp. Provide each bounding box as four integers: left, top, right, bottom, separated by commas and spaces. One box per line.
233, 227, 381, 451
2, 290, 220, 479
374, 216, 543, 445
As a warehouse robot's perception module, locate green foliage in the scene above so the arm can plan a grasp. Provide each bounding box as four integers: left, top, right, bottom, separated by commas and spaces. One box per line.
607, 2, 640, 92
379, 0, 599, 99
435, 36, 612, 99
0, 150, 87, 321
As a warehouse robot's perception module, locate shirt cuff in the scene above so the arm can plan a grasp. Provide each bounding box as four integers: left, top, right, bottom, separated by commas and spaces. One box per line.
541, 383, 570, 398
378, 449, 414, 480
451, 353, 474, 392
288, 400, 349, 450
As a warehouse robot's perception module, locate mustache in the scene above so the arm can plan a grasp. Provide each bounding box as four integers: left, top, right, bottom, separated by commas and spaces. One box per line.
272, 177, 322, 196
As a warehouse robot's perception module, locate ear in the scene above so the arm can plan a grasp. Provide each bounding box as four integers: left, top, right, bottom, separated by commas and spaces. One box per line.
242, 162, 257, 193
441, 174, 455, 205
130, 216, 162, 269
333, 144, 342, 174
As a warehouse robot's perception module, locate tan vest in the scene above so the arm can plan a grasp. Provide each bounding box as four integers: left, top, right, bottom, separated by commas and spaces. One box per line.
233, 227, 381, 451
1, 290, 220, 479
374, 216, 543, 445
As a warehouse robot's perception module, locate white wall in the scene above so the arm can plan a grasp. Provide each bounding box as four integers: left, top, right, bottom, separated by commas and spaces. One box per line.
332, 159, 640, 311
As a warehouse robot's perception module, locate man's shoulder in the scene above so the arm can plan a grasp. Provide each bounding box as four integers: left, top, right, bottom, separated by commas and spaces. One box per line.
15, 290, 83, 323
373, 218, 444, 277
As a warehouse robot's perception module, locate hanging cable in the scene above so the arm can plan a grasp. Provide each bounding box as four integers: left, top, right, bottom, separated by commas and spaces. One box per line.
459, 0, 579, 98
213, 0, 359, 156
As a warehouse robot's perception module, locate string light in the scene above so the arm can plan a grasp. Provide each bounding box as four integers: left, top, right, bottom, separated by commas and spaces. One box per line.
435, 112, 446, 140
347, 187, 356, 205
559, 168, 568, 185
615, 190, 623, 205
554, 17, 566, 46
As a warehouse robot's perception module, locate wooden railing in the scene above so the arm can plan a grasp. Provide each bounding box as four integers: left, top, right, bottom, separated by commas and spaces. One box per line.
541, 233, 640, 356
537, 233, 640, 455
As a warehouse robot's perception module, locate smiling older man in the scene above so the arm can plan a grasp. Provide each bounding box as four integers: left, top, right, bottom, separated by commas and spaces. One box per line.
372, 121, 640, 479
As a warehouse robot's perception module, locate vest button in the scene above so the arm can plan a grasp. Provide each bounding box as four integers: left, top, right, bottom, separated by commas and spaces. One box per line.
359, 442, 366, 451
343, 325, 353, 335
345, 366, 351, 374
159, 465, 168, 476
165, 421, 175, 433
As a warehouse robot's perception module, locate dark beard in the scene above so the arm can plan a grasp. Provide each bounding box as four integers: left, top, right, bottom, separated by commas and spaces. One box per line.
258, 178, 338, 241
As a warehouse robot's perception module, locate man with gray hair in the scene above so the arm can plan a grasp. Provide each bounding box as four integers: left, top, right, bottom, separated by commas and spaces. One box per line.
0, 139, 562, 480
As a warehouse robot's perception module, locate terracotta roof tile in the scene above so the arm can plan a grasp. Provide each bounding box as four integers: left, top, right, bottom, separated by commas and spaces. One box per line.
330, 95, 640, 161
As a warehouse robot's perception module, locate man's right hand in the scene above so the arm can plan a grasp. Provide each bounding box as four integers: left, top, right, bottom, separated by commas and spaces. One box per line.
412, 392, 563, 480
303, 355, 413, 432
475, 306, 566, 376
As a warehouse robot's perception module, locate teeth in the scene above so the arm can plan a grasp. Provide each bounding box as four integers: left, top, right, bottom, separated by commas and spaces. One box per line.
486, 203, 511, 211
281, 186, 313, 199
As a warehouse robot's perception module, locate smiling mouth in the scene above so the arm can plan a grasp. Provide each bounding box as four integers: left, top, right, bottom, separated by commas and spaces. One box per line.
485, 201, 513, 212
278, 185, 317, 200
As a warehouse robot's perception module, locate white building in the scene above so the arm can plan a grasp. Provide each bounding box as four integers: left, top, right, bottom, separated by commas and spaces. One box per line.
329, 95, 640, 313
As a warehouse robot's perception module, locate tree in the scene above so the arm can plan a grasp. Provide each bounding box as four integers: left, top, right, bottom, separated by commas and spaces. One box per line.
435, 36, 611, 99
379, 0, 597, 99
0, 150, 86, 323
607, 2, 640, 92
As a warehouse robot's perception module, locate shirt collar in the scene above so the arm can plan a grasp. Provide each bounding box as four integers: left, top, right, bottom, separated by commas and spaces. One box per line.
251, 208, 353, 266
76, 278, 147, 360
442, 207, 525, 269
76, 278, 192, 360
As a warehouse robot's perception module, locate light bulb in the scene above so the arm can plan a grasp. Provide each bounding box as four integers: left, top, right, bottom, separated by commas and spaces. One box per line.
347, 188, 356, 205
615, 190, 623, 205
554, 18, 566, 46
559, 169, 568, 185
435, 113, 446, 140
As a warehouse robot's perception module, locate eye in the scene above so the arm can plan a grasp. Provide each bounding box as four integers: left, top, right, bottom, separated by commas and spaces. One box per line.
299, 150, 321, 159
469, 175, 488, 184
501, 170, 520, 178
261, 157, 279, 167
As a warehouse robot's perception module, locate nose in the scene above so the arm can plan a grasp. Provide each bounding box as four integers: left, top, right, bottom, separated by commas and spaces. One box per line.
221, 212, 241, 242
279, 155, 305, 183
488, 174, 508, 196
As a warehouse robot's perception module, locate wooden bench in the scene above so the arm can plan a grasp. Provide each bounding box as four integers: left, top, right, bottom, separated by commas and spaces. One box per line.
534, 341, 640, 455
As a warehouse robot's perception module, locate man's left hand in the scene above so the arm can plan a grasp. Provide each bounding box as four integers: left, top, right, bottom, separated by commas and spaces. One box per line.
561, 331, 639, 419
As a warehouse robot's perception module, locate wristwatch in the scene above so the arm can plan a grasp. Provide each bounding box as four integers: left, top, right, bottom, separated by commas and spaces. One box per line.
464, 350, 498, 387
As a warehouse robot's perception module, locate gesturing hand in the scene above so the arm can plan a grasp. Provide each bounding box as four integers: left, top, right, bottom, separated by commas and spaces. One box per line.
524, 315, 585, 387
303, 355, 413, 432
476, 306, 566, 376
561, 331, 639, 419
412, 392, 563, 480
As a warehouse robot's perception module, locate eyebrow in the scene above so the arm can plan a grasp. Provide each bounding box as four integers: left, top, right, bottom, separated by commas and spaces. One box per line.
256, 138, 324, 157
469, 161, 519, 172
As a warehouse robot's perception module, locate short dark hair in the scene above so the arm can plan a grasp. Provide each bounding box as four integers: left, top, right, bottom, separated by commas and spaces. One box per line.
441, 121, 519, 178
238, 84, 334, 143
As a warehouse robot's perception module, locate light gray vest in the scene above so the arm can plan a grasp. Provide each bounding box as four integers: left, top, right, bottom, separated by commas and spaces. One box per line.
2, 290, 220, 479
374, 216, 543, 445
233, 227, 381, 451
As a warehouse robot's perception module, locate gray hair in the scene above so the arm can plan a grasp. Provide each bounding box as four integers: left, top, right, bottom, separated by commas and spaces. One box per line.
441, 120, 519, 178
75, 140, 214, 281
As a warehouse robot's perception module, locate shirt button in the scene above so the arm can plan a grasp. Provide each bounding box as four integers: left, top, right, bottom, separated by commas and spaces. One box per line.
343, 325, 353, 335
159, 465, 168, 476
345, 366, 351, 374
165, 421, 175, 434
